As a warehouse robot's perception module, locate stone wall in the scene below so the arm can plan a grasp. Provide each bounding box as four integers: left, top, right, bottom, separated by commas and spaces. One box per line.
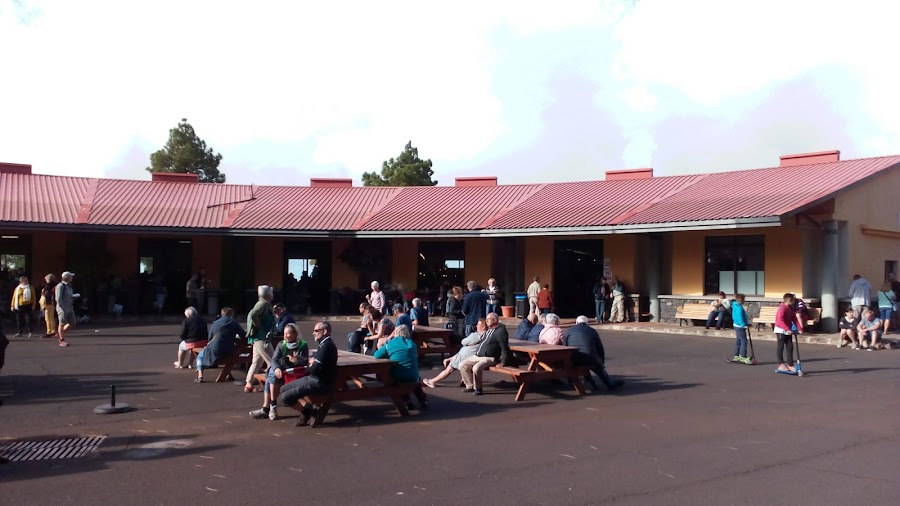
658, 296, 822, 325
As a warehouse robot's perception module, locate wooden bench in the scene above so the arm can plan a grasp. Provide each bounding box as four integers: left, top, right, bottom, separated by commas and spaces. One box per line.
305, 381, 418, 427
754, 306, 821, 332
675, 303, 715, 326
190, 344, 252, 383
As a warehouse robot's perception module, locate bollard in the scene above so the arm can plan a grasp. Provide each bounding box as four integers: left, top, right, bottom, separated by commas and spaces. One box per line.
94, 383, 131, 414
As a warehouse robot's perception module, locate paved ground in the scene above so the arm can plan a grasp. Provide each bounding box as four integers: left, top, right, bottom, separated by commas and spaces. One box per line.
0, 321, 898, 505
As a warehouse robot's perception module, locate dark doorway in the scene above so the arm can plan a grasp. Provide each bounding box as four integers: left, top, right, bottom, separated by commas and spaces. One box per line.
552, 239, 604, 318
138, 238, 192, 314
418, 241, 465, 291
284, 241, 332, 314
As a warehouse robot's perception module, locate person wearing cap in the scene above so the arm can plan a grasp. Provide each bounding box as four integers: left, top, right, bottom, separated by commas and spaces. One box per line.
54, 271, 77, 346
271, 303, 296, 346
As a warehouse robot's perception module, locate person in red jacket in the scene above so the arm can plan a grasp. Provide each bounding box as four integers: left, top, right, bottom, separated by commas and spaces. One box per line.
774, 293, 797, 373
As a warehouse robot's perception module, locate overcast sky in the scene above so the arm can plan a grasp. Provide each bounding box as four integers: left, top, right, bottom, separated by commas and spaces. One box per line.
1, 0, 898, 186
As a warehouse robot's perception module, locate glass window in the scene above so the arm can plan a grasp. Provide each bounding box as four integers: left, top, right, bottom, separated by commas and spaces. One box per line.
139, 256, 154, 274
1, 254, 26, 271
704, 235, 765, 295
418, 241, 465, 289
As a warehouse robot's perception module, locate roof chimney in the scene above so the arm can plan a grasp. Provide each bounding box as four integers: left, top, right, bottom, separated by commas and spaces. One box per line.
779, 150, 840, 167
151, 172, 199, 183
605, 168, 653, 181
0, 162, 32, 175
310, 178, 353, 188
455, 176, 498, 187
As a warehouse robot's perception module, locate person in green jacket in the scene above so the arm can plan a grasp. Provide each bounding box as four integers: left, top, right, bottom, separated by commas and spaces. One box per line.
244, 285, 275, 393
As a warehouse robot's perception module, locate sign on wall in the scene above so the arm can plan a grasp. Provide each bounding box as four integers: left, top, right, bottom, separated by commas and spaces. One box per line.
603, 257, 612, 279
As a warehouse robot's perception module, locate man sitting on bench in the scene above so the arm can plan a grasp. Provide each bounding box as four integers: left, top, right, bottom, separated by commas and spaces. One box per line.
277, 321, 337, 426
250, 323, 308, 420
459, 312, 510, 396
564, 315, 624, 392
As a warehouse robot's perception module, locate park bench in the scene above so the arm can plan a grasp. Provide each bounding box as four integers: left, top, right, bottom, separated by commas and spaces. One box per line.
190, 344, 251, 383
674, 303, 715, 326
488, 340, 590, 401
753, 306, 821, 332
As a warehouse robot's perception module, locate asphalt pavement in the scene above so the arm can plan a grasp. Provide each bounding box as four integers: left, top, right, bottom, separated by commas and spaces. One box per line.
0, 321, 898, 505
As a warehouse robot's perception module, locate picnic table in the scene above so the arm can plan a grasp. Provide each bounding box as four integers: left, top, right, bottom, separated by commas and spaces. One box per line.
488, 339, 588, 401
411, 325, 459, 358
304, 350, 417, 427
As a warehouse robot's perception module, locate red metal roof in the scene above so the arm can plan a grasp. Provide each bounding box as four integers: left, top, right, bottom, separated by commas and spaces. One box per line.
621, 156, 900, 225
1, 155, 898, 233
0, 173, 92, 224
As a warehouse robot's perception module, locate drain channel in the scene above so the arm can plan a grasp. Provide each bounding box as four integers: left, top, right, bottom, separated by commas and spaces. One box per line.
0, 436, 106, 461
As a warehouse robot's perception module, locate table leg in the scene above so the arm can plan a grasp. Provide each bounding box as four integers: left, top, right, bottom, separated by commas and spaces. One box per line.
570, 374, 586, 395
216, 356, 235, 383
515, 381, 528, 402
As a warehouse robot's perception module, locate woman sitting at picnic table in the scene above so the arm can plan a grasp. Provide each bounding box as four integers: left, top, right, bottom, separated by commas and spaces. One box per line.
539, 313, 565, 345
364, 308, 395, 354
175, 307, 207, 369
250, 323, 308, 419
423, 319, 486, 388
372, 325, 428, 410
195, 307, 246, 382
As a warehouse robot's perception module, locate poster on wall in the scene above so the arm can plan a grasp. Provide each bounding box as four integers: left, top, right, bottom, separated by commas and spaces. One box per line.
603, 257, 612, 279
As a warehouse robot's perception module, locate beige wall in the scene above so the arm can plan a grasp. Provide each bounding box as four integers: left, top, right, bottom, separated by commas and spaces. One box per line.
605, 235, 637, 290
392, 238, 419, 288
523, 236, 554, 290
254, 237, 284, 287
835, 166, 900, 285
670, 227, 805, 297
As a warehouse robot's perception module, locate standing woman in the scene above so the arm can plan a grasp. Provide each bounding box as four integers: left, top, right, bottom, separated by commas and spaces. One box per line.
367, 281, 385, 314
446, 286, 464, 341
484, 278, 501, 316
877, 282, 896, 335
10, 276, 37, 338
41, 274, 58, 338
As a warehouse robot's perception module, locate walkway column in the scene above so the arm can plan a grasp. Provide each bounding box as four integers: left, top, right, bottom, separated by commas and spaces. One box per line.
821, 220, 839, 333
647, 234, 662, 322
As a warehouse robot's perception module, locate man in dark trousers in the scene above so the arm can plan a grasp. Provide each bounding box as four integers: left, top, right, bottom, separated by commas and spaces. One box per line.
461, 280, 488, 335
564, 315, 624, 392
459, 312, 510, 395
278, 321, 338, 426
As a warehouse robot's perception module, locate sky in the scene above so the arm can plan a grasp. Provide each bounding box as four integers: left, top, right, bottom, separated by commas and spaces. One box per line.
1, 0, 898, 186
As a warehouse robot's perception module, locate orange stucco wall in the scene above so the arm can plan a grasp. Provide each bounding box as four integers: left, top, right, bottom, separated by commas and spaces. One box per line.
30, 231, 67, 281
392, 238, 418, 289
191, 235, 222, 289
604, 235, 637, 289
464, 238, 493, 286
523, 236, 554, 290
105, 233, 138, 278
835, 165, 900, 284
254, 237, 284, 288
670, 228, 804, 297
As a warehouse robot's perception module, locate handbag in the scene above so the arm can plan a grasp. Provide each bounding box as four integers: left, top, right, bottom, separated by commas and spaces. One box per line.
881, 291, 897, 311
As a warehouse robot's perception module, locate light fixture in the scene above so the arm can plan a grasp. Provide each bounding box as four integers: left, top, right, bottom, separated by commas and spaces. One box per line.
1, 235, 19, 239
179, 240, 191, 244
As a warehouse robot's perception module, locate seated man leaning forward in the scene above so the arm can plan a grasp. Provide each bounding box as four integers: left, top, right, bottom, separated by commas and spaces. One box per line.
564, 315, 624, 392
857, 309, 884, 350
250, 323, 309, 420
195, 307, 246, 383
373, 324, 428, 410
459, 312, 510, 396
277, 321, 338, 426
514, 313, 537, 341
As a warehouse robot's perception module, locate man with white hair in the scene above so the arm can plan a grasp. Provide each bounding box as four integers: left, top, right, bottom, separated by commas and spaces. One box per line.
244, 285, 275, 393
564, 315, 624, 392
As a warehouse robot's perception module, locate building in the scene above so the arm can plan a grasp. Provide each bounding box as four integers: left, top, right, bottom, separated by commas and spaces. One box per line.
1, 150, 898, 331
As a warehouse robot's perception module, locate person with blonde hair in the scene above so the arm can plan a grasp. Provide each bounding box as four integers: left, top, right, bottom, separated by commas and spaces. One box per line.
10, 275, 36, 338
40, 274, 58, 338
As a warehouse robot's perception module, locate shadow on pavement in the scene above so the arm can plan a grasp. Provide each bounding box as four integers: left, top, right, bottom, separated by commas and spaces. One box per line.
605, 375, 702, 397
0, 433, 231, 483
0, 372, 165, 406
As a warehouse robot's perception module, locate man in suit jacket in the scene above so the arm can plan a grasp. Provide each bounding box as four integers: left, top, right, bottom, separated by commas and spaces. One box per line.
461, 280, 488, 336
459, 312, 510, 395
564, 315, 624, 392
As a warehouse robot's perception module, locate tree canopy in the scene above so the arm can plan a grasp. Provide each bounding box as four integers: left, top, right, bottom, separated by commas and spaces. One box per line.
146, 119, 225, 183
362, 141, 437, 186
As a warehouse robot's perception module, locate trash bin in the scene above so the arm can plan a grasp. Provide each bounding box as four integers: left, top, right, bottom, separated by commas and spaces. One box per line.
514, 292, 528, 318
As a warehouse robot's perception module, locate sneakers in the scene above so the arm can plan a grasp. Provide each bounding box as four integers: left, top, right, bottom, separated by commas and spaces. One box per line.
739, 356, 752, 365
268, 405, 278, 420
472, 389, 484, 396
27, 332, 33, 338
853, 343, 861, 350
731, 355, 742, 362
13, 334, 21, 338
295, 407, 313, 426
249, 408, 269, 419
58, 340, 68, 347
462, 388, 475, 393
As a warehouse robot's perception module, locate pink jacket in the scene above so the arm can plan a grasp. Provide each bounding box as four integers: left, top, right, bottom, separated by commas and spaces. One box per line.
774, 303, 796, 333
539, 325, 565, 345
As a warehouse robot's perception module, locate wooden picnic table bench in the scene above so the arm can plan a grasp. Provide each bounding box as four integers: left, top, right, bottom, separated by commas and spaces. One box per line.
753, 306, 821, 332
301, 351, 417, 427
674, 303, 715, 326
411, 325, 459, 359
190, 344, 252, 383
488, 339, 589, 401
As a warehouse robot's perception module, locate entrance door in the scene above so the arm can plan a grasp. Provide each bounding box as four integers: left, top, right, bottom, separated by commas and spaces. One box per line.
552, 239, 604, 318
138, 238, 192, 313
284, 241, 332, 314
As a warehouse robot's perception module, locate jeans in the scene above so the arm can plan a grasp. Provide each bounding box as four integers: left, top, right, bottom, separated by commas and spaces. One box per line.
573, 352, 615, 390
733, 327, 748, 357
14, 309, 34, 335
347, 329, 367, 353
464, 324, 477, 336
486, 303, 499, 316
776, 333, 794, 364
706, 310, 725, 329
594, 300, 605, 322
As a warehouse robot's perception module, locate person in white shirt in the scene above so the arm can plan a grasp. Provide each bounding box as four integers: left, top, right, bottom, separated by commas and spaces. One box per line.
526, 276, 541, 316
705, 291, 732, 330
848, 275, 873, 318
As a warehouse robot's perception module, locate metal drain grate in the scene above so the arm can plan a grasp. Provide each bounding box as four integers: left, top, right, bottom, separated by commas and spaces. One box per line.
0, 436, 106, 462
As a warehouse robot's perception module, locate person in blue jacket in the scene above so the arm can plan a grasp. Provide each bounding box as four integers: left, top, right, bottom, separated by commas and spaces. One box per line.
730, 294, 751, 363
